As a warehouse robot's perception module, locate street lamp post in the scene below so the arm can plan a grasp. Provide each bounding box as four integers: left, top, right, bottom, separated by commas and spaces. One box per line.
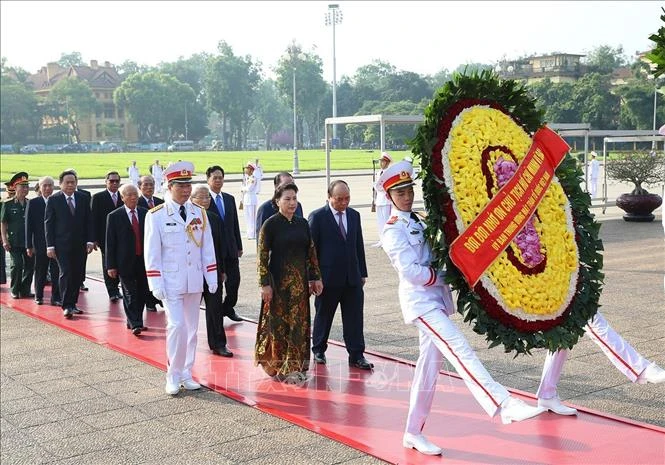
325, 4, 342, 146
292, 65, 299, 174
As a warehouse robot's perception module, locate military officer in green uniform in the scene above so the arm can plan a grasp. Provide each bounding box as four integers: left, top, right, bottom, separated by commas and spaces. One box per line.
1, 172, 35, 298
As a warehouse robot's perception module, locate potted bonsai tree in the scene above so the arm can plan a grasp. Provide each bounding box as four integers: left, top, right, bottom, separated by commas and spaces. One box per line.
606, 150, 665, 222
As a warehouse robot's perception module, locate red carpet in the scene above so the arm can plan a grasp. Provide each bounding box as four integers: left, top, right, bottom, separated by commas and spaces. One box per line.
2, 280, 664, 465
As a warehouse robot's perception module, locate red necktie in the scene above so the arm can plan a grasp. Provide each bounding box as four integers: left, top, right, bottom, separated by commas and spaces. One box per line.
131, 209, 141, 255
147, 198, 154, 209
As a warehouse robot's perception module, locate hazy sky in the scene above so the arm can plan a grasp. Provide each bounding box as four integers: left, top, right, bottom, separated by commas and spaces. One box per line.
1, 1, 661, 80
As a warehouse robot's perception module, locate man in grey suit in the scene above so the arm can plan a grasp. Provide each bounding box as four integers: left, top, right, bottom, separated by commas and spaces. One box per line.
308, 180, 372, 370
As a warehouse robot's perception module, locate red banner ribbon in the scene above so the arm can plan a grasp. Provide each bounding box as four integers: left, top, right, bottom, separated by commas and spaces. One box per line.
449, 126, 570, 287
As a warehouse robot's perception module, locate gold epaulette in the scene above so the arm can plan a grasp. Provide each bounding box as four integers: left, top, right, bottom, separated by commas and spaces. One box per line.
148, 203, 165, 213
414, 211, 428, 221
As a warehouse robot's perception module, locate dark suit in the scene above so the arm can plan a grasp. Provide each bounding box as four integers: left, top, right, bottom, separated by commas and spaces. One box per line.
256, 199, 304, 231
308, 204, 368, 362
137, 195, 163, 210
25, 196, 60, 303
208, 190, 242, 316
105, 206, 148, 329
77, 188, 91, 286
201, 209, 228, 350
45, 191, 93, 310
91, 190, 123, 297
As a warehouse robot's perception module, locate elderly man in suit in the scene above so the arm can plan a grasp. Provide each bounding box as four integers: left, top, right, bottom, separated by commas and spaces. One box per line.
91, 171, 123, 301
206, 165, 243, 322
190, 185, 232, 357
137, 174, 164, 311
308, 180, 372, 370
106, 184, 149, 335
45, 170, 94, 319
25, 176, 61, 306
145, 162, 218, 395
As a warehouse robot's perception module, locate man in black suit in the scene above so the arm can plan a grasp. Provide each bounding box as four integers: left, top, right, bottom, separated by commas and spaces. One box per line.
106, 184, 148, 335
137, 174, 164, 210
308, 180, 372, 370
91, 171, 123, 301
45, 170, 94, 319
137, 174, 163, 311
256, 171, 304, 230
190, 185, 233, 357
206, 165, 243, 322
25, 176, 61, 306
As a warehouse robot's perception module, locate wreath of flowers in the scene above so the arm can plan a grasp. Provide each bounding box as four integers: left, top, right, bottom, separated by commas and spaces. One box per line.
411, 71, 604, 355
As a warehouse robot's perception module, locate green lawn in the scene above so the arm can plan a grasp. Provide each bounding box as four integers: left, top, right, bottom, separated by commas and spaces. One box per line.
0, 149, 412, 181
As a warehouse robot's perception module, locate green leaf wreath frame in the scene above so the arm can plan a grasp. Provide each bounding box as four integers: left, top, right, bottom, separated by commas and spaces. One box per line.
411, 70, 604, 355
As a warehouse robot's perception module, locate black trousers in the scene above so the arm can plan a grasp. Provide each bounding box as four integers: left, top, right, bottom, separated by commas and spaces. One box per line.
0, 246, 6, 284
222, 257, 240, 315
312, 284, 366, 361
56, 245, 86, 309
9, 247, 34, 296
34, 250, 60, 302
119, 261, 148, 329
202, 279, 227, 350
101, 250, 120, 297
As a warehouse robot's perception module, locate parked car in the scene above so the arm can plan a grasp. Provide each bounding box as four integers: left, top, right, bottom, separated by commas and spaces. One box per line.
20, 145, 39, 154
57, 143, 87, 153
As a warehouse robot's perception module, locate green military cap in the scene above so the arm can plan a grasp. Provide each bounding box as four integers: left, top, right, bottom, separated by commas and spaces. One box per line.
7, 172, 29, 189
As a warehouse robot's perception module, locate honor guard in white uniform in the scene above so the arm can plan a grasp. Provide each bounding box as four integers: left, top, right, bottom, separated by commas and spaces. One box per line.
144, 161, 218, 395
240, 161, 260, 239
373, 152, 392, 247
378, 159, 544, 456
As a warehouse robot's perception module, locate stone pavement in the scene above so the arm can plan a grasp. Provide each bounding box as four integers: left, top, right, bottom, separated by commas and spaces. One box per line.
1, 170, 663, 464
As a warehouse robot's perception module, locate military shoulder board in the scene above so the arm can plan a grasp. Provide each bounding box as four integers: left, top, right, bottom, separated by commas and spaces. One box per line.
149, 203, 165, 213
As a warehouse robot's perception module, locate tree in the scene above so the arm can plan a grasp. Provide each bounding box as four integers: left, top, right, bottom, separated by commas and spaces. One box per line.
1, 57, 30, 84
428, 67, 452, 91
584, 45, 627, 75
0, 80, 40, 144
617, 78, 665, 129
114, 71, 196, 142
454, 63, 494, 75
252, 80, 290, 150
645, 7, 665, 77
527, 78, 579, 123
47, 77, 98, 143
57, 51, 84, 68
274, 43, 327, 149
572, 73, 620, 129
204, 41, 262, 149
116, 60, 151, 78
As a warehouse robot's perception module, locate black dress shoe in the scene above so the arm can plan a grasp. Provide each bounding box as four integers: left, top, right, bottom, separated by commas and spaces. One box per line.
132, 327, 142, 336
10, 293, 19, 299
80, 284, 88, 291
110, 294, 122, 302
226, 310, 243, 322
349, 357, 374, 370
50, 300, 62, 306
313, 353, 327, 364
140, 326, 148, 331
35, 298, 44, 305
63, 308, 73, 319
72, 306, 83, 314
212, 347, 234, 357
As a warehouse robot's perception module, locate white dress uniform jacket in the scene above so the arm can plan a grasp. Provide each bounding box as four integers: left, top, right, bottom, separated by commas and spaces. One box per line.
381, 208, 455, 323
144, 200, 217, 295
241, 175, 259, 206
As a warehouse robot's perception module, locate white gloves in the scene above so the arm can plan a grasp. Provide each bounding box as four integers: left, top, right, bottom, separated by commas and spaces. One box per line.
152, 288, 166, 301
208, 283, 218, 294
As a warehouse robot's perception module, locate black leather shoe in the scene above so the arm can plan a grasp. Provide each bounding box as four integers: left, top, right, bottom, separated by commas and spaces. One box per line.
72, 307, 83, 314
349, 357, 374, 370
212, 347, 234, 357
226, 310, 243, 322
80, 284, 88, 291
63, 308, 73, 319
131, 327, 142, 336
110, 294, 122, 302
140, 326, 148, 331
313, 353, 327, 364
50, 300, 62, 306
35, 298, 44, 305
146, 306, 157, 312
10, 293, 19, 299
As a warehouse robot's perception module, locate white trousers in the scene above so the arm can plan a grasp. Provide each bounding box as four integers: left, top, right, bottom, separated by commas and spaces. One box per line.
164, 293, 202, 385
405, 309, 510, 434
244, 204, 257, 239
589, 177, 598, 197
536, 312, 651, 399
376, 204, 391, 241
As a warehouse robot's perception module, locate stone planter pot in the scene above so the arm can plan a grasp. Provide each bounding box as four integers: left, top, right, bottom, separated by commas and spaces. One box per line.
615, 193, 663, 222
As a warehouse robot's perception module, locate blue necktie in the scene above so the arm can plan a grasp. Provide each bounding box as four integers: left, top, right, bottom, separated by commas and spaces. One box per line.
215, 194, 225, 219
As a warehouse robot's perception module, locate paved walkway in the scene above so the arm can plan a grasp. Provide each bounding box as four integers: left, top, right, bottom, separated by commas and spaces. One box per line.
2, 171, 663, 464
